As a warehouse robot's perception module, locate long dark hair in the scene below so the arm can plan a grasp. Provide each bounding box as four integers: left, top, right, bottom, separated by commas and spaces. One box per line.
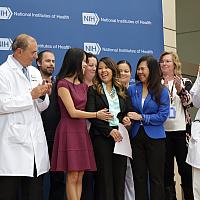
135, 55, 163, 104
56, 48, 85, 83
93, 57, 126, 99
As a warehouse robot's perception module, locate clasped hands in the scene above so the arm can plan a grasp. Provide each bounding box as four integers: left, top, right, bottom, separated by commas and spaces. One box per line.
31, 79, 52, 100
122, 112, 143, 126
164, 75, 182, 94
96, 109, 123, 142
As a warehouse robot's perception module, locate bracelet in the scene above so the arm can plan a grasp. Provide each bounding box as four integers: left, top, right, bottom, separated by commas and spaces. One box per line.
96, 112, 98, 118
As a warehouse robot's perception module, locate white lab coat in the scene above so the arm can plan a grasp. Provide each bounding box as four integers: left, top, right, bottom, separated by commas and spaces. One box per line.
186, 72, 200, 169
0, 55, 50, 177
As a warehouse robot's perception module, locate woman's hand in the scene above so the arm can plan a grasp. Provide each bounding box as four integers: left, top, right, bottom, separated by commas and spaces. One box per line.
122, 116, 131, 126
174, 75, 182, 94
127, 112, 142, 121
96, 108, 113, 121
110, 129, 123, 142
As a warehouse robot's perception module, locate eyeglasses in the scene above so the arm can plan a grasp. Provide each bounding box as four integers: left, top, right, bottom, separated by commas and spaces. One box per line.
159, 60, 173, 65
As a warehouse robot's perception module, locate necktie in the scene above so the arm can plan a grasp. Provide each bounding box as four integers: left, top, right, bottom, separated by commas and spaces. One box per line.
22, 67, 29, 80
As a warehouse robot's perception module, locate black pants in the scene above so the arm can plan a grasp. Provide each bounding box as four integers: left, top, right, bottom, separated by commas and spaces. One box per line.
131, 126, 165, 200
81, 172, 94, 200
92, 135, 127, 200
47, 141, 65, 200
0, 174, 43, 200
164, 131, 193, 188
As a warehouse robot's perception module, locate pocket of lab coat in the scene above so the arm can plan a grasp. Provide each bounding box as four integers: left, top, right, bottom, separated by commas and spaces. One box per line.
191, 120, 200, 141
9, 124, 27, 144
187, 138, 200, 168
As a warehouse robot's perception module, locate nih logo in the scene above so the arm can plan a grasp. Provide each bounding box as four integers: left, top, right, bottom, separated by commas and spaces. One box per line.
0, 38, 13, 50
82, 12, 99, 25
84, 43, 101, 55
0, 7, 13, 20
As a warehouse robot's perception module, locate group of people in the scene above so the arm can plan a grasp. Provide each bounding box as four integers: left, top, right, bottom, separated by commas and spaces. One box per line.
0, 33, 199, 200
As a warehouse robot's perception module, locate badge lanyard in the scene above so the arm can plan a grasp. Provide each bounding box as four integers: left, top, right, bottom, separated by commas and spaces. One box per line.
168, 81, 176, 118
169, 81, 175, 105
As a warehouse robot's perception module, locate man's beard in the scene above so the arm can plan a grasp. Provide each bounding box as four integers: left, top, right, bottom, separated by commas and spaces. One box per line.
42, 69, 54, 77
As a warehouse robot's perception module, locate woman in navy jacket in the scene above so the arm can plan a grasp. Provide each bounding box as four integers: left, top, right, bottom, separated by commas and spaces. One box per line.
127, 55, 170, 200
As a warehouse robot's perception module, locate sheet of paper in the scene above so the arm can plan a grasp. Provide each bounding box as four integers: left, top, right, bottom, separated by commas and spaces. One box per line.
113, 123, 132, 159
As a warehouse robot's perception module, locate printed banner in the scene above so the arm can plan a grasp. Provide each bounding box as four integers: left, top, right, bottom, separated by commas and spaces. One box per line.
0, 0, 164, 80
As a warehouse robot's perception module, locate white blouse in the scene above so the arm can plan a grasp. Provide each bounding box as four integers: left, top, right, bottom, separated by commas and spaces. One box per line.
164, 80, 186, 131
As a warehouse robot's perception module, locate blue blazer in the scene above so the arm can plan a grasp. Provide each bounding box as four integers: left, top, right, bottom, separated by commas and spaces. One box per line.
128, 82, 170, 139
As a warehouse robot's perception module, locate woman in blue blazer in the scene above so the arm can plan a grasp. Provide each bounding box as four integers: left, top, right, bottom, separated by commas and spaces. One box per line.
127, 55, 170, 200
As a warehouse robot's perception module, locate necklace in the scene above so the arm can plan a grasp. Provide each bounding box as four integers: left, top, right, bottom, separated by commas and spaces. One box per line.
108, 88, 116, 98
101, 82, 116, 99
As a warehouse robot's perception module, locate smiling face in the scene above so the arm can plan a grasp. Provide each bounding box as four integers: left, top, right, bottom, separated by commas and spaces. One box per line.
136, 61, 150, 84
98, 61, 113, 84
118, 62, 131, 86
159, 54, 175, 77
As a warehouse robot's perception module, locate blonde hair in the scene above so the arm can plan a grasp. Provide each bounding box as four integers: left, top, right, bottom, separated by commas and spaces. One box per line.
159, 51, 182, 77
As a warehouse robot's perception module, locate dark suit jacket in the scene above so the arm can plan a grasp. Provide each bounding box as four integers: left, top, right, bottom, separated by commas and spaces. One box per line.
41, 80, 61, 142
86, 85, 133, 137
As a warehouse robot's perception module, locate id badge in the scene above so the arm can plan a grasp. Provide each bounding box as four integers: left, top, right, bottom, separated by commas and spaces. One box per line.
169, 106, 176, 118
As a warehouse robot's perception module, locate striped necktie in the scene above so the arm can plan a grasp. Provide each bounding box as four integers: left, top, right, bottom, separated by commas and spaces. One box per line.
22, 67, 29, 80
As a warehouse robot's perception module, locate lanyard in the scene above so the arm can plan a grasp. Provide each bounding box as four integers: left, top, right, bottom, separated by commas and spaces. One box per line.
169, 81, 175, 105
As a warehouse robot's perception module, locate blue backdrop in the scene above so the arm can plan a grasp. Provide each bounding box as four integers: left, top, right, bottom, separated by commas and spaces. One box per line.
0, 0, 164, 80
0, 1, 164, 199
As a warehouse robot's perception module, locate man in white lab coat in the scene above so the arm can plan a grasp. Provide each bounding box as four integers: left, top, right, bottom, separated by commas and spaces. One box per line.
0, 34, 51, 200
186, 65, 200, 200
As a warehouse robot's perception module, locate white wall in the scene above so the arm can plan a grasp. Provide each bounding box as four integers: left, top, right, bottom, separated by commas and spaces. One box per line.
162, 0, 176, 51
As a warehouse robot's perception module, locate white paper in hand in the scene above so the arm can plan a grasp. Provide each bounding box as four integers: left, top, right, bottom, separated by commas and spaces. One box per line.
113, 123, 132, 159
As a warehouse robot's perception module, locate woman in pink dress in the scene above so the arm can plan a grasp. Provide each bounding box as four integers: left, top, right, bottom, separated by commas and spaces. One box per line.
51, 48, 112, 200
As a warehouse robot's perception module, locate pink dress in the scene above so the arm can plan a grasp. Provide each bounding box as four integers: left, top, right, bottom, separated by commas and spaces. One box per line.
51, 79, 96, 172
